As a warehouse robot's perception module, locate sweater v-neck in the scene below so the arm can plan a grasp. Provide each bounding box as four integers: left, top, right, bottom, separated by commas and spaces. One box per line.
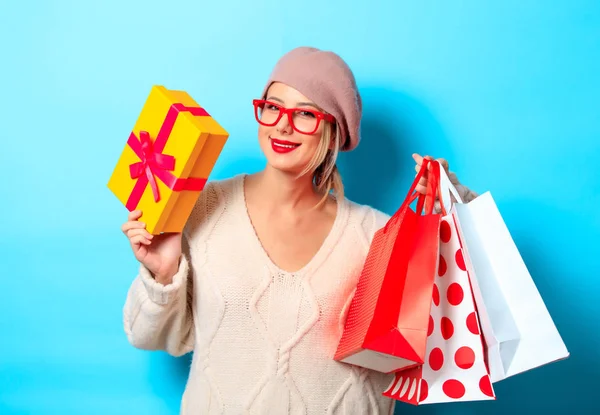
235, 173, 348, 277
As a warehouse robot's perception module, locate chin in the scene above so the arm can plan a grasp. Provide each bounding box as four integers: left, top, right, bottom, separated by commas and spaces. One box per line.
259, 135, 314, 176
264, 156, 305, 176
263, 152, 308, 176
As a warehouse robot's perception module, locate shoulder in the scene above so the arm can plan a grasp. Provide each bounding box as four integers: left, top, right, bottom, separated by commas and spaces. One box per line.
341, 196, 391, 245
183, 174, 245, 240
203, 174, 242, 199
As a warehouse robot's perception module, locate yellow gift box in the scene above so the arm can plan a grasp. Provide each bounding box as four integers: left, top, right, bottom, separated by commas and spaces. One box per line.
107, 85, 228, 234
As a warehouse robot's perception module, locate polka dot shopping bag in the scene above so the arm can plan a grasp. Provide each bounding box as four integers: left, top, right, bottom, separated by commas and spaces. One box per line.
383, 205, 495, 404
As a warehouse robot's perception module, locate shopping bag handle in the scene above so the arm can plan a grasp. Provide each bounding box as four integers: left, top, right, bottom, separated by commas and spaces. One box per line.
383, 160, 429, 233
428, 160, 448, 216
438, 163, 464, 209
384, 159, 446, 233
415, 159, 441, 216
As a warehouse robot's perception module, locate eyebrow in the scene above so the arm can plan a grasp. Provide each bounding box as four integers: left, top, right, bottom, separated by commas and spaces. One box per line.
266, 96, 321, 110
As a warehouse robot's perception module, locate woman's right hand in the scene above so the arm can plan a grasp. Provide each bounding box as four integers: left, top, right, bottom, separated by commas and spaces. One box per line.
122, 210, 183, 285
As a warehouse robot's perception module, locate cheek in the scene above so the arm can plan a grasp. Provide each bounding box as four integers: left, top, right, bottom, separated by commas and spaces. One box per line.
300, 134, 323, 159
308, 127, 324, 149
258, 125, 271, 140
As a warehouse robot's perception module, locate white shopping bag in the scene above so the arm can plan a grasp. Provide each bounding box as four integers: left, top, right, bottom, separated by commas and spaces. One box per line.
438, 165, 569, 383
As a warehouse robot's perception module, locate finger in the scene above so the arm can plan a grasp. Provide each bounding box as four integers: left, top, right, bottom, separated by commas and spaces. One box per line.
122, 220, 147, 234
418, 177, 428, 187
127, 228, 153, 241
415, 169, 429, 180
423, 156, 434, 169
415, 184, 427, 194
130, 234, 152, 246
436, 158, 449, 171
412, 153, 424, 165
128, 210, 143, 221
416, 162, 432, 174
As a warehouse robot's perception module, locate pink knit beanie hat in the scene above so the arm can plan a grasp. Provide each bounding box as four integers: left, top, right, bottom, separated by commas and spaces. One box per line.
261, 46, 362, 151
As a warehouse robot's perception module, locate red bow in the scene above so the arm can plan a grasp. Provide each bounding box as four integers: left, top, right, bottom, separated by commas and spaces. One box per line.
128, 131, 176, 202
124, 104, 210, 211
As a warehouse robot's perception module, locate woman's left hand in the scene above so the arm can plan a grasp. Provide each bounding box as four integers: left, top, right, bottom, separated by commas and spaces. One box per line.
412, 153, 449, 195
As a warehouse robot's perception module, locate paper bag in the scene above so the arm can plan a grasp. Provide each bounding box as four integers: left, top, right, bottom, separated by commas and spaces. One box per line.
383, 209, 495, 404
439, 167, 569, 382
335, 160, 442, 373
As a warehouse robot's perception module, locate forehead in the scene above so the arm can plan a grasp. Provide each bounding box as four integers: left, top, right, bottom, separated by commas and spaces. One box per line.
266, 82, 314, 105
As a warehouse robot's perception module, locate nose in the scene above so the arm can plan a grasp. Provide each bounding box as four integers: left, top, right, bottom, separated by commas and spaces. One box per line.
275, 111, 293, 134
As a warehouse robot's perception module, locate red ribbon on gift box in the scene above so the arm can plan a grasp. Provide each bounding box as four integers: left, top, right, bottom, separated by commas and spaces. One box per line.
125, 103, 209, 211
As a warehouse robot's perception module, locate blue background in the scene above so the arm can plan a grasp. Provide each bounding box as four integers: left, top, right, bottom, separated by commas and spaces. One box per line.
1, 0, 598, 414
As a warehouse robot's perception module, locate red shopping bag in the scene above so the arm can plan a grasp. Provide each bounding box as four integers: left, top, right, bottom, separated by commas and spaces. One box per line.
334, 160, 443, 373
383, 206, 495, 404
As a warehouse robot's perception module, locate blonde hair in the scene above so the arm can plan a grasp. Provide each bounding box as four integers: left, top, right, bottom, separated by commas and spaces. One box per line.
298, 121, 344, 208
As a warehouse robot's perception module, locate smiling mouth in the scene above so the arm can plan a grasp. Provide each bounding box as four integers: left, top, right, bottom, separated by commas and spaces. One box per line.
270, 137, 301, 149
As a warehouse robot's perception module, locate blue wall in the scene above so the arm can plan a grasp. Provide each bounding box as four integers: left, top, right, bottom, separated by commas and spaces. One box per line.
1, 1, 597, 413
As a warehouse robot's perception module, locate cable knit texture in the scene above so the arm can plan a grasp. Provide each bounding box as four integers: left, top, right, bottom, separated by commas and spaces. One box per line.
123, 172, 477, 414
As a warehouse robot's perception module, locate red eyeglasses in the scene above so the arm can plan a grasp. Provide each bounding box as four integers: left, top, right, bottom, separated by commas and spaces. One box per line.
253, 99, 335, 135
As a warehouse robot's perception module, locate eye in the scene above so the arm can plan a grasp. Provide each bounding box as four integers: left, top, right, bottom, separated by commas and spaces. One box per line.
265, 104, 280, 111
298, 110, 317, 118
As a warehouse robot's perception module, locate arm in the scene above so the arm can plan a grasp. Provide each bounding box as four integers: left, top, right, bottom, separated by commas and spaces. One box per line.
123, 234, 195, 357
121, 182, 218, 357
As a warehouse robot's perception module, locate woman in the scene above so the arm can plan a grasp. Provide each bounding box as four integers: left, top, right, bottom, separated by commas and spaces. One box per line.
121, 47, 477, 414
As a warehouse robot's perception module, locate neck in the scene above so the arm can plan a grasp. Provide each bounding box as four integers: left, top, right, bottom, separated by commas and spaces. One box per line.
248, 165, 324, 213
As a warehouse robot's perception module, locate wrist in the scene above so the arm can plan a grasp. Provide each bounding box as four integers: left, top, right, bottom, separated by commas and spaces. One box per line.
154, 256, 181, 285
155, 273, 174, 286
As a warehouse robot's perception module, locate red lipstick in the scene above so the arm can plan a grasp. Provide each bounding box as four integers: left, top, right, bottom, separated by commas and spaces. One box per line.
270, 138, 301, 154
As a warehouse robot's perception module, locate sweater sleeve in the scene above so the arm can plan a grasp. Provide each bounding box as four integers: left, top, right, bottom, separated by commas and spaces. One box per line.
123, 234, 195, 357
447, 170, 479, 203
122, 182, 219, 357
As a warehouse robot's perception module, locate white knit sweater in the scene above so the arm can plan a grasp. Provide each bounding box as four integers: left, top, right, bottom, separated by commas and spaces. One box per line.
123, 173, 476, 414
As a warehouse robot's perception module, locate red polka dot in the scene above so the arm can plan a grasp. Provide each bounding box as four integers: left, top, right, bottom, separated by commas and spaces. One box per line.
440, 220, 452, 243
447, 283, 464, 306
427, 315, 434, 337
432, 283, 440, 306
429, 347, 444, 371
438, 255, 447, 277
455, 249, 466, 271
466, 312, 480, 335
419, 379, 429, 402
455, 346, 476, 369
479, 375, 494, 397
443, 379, 466, 399
441, 317, 454, 340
